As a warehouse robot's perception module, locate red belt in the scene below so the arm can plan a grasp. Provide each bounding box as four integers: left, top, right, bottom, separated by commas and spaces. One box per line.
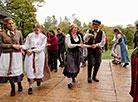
33, 52, 36, 73
7, 52, 12, 75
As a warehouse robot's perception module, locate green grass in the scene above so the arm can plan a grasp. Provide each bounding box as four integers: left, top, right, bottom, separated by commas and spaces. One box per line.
102, 49, 134, 59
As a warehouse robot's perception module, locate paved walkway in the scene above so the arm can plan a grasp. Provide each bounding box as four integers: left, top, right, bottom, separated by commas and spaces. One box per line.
0, 60, 133, 102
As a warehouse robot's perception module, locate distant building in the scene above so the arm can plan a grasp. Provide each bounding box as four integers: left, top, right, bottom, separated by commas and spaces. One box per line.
0, 6, 11, 31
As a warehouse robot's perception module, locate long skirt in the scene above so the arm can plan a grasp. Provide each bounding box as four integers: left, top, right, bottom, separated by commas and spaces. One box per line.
25, 51, 51, 82
0, 52, 23, 83
130, 48, 138, 102
24, 51, 45, 80
120, 42, 130, 63
111, 44, 121, 62
41, 52, 51, 82
63, 50, 81, 78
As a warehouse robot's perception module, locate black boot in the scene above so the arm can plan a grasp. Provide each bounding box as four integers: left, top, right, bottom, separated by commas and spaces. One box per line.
93, 66, 100, 82
123, 63, 129, 67
72, 78, 76, 83
88, 77, 92, 83
10, 83, 15, 96
28, 88, 33, 95
68, 83, 73, 89
88, 65, 92, 79
88, 65, 92, 83
54, 68, 57, 72
36, 82, 41, 87
17, 82, 23, 92
93, 77, 99, 82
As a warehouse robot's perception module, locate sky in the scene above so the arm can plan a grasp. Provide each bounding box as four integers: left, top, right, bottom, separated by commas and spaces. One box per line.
36, 0, 138, 27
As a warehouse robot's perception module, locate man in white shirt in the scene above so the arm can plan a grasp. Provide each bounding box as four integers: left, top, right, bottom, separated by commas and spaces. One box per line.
84, 20, 106, 83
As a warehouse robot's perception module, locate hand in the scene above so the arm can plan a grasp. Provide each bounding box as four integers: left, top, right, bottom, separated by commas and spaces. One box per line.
112, 40, 115, 43
91, 44, 96, 49
26, 50, 33, 56
13, 44, 21, 50
46, 44, 51, 47
88, 34, 94, 38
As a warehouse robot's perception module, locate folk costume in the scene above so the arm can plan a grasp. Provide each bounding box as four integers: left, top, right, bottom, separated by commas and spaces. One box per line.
84, 20, 106, 83
111, 33, 130, 66
0, 30, 23, 96
63, 33, 82, 88
22, 32, 49, 82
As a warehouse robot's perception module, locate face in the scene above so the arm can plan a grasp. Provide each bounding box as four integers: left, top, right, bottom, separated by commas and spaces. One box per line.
57, 30, 61, 34
7, 20, 15, 31
93, 24, 99, 31
114, 31, 118, 35
72, 25, 78, 33
48, 32, 54, 37
33, 27, 40, 34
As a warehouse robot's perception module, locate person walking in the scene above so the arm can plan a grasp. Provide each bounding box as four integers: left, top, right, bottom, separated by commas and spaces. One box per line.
47, 30, 59, 72
56, 28, 66, 68
0, 17, 23, 96
111, 29, 130, 67
84, 19, 106, 83
21, 23, 47, 95
63, 24, 92, 89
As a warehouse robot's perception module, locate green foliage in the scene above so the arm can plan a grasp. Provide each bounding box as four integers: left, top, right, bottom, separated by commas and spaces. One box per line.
73, 18, 81, 27
58, 22, 70, 35
42, 15, 58, 34
102, 49, 134, 59
2, 0, 44, 38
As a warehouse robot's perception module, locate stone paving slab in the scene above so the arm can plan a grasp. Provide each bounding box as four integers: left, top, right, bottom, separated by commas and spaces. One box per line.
0, 60, 133, 102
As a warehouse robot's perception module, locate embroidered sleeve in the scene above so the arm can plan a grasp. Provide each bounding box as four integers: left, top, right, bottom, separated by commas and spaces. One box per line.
21, 34, 30, 50
65, 34, 78, 48
32, 35, 46, 53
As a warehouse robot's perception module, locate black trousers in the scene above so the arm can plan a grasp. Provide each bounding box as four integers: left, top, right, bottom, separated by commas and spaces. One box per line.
58, 49, 65, 65
48, 50, 58, 70
87, 48, 102, 78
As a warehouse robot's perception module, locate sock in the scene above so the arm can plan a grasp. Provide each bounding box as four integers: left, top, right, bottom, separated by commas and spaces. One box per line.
67, 78, 72, 84
29, 85, 32, 88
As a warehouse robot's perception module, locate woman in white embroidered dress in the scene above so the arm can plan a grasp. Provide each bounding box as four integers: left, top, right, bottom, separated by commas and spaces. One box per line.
21, 23, 46, 94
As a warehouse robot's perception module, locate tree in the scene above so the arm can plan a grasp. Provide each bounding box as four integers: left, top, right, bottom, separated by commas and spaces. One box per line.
2, 0, 44, 37
134, 19, 138, 26
73, 18, 81, 27
42, 15, 58, 33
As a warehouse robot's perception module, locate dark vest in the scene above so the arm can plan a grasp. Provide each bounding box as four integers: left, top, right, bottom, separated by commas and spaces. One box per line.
68, 33, 80, 52
88, 29, 103, 51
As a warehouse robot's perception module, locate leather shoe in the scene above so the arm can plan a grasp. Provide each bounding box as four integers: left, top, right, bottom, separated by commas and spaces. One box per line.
93, 77, 99, 82
88, 78, 92, 83
123, 63, 129, 67
37, 82, 41, 87
18, 86, 23, 92
68, 83, 73, 89
28, 88, 33, 95
54, 69, 57, 72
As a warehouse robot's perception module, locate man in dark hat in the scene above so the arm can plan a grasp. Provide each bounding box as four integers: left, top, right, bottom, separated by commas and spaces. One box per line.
84, 19, 106, 83
133, 23, 138, 48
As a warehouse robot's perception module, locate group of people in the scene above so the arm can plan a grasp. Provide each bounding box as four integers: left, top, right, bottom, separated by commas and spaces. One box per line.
0, 17, 51, 96
0, 17, 135, 99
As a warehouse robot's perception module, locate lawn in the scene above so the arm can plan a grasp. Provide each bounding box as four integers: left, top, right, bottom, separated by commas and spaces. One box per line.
102, 49, 134, 59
